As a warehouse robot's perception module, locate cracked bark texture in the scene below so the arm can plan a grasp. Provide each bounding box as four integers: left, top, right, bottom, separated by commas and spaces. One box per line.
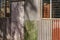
11, 2, 24, 40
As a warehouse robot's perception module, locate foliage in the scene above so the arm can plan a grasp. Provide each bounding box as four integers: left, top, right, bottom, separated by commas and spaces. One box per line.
24, 20, 37, 40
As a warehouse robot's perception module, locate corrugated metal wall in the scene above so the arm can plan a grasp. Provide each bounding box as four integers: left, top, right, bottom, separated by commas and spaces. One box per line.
40, 19, 52, 40
39, 0, 60, 40
52, 19, 60, 40
39, 19, 60, 40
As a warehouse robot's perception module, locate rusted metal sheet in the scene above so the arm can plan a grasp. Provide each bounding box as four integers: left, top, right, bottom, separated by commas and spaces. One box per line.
52, 19, 60, 40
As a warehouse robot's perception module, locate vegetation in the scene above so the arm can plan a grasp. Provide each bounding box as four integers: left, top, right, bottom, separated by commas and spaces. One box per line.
24, 20, 37, 40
